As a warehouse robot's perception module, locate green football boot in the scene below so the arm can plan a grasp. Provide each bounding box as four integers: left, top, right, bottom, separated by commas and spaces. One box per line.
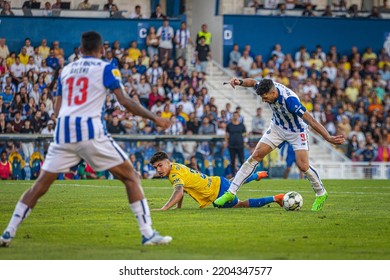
214, 191, 235, 207
311, 192, 328, 211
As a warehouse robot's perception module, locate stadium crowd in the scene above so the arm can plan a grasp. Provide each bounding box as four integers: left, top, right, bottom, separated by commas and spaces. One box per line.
0, 7, 389, 180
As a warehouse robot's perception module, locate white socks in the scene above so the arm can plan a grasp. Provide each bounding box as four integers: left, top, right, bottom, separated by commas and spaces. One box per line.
304, 166, 326, 196
130, 199, 154, 238
5, 201, 31, 236
229, 156, 259, 195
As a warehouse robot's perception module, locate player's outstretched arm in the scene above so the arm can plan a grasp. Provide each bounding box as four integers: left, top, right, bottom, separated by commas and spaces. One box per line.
302, 112, 345, 145
229, 77, 257, 89
158, 186, 184, 211
53, 96, 62, 118
113, 87, 170, 130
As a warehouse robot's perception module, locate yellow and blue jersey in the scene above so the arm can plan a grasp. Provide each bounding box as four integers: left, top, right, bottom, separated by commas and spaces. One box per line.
168, 163, 221, 208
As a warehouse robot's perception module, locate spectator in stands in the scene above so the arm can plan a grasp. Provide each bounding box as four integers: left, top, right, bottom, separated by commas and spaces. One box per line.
77, 0, 91, 10
322, 5, 333, 17
0, 112, 7, 133
196, 23, 212, 46
128, 4, 145, 19
248, 62, 262, 81
52, 41, 64, 59
42, 1, 52, 16
52, 0, 61, 10
368, 6, 382, 18
22, 38, 34, 57
228, 44, 241, 71
157, 18, 175, 64
38, 39, 50, 60
195, 36, 211, 74
198, 116, 216, 135
150, 4, 165, 19
271, 44, 285, 67
22, 0, 36, 9
263, 0, 279, 9
0, 150, 12, 180
302, 3, 315, 16
41, 120, 55, 135
67, 47, 81, 63
186, 155, 200, 171
45, 49, 59, 70
376, 139, 390, 162
0, 1, 14, 16
146, 26, 159, 61
295, 45, 309, 64
252, 107, 265, 135
362, 47, 378, 63
103, 0, 116, 11
0, 38, 10, 60
276, 3, 287, 16
380, 0, 390, 12
18, 47, 29, 66
237, 49, 253, 78
10, 57, 25, 86
347, 4, 359, 18
175, 21, 193, 60
1, 86, 13, 108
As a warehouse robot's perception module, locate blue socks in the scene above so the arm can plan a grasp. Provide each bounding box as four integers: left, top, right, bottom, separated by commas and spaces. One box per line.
248, 196, 274, 208
244, 172, 259, 184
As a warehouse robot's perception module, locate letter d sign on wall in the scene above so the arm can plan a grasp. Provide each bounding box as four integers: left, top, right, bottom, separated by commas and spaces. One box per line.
223, 24, 233, 46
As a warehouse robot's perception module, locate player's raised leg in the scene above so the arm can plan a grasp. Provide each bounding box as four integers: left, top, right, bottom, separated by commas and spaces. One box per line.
109, 160, 172, 245
214, 142, 273, 207
0, 171, 58, 247
295, 150, 328, 211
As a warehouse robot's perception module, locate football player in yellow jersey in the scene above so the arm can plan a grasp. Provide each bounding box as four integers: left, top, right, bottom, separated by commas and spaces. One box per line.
150, 152, 284, 210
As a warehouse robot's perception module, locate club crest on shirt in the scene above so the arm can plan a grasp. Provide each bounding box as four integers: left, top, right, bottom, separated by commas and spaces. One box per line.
112, 69, 121, 78
266, 129, 271, 134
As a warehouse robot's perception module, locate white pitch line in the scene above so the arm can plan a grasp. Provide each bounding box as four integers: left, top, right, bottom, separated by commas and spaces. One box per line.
2, 182, 390, 195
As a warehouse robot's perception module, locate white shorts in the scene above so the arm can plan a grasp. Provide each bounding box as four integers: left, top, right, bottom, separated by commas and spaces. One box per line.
260, 122, 309, 151
42, 136, 128, 173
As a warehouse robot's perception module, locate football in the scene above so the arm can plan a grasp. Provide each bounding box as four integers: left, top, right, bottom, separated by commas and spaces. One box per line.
283, 191, 303, 211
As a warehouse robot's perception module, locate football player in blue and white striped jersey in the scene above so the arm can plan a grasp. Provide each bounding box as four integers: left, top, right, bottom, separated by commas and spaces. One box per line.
214, 78, 345, 211
0, 31, 172, 247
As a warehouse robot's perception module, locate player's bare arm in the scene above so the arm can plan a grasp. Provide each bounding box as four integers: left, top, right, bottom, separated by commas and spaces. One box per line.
159, 185, 184, 210
53, 96, 62, 118
113, 87, 170, 129
229, 77, 257, 88
302, 111, 345, 145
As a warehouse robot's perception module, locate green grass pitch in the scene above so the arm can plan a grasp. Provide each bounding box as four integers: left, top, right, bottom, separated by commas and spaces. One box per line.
0, 179, 389, 260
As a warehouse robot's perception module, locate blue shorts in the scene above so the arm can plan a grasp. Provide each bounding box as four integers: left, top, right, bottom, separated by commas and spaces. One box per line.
213, 177, 238, 208
286, 153, 296, 167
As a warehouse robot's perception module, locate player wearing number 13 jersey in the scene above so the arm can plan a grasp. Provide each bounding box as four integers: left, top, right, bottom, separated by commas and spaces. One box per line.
54, 56, 119, 143
214, 78, 345, 212
0, 31, 172, 248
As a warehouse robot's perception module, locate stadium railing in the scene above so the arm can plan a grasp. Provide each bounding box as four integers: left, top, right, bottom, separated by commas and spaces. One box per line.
1, 134, 389, 179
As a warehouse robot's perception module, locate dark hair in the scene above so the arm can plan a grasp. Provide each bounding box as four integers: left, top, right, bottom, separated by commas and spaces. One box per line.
255, 79, 274, 96
150, 151, 169, 164
81, 31, 102, 54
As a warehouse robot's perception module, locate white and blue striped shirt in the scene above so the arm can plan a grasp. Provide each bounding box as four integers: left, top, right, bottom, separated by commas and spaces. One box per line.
256, 82, 307, 133
54, 56, 122, 144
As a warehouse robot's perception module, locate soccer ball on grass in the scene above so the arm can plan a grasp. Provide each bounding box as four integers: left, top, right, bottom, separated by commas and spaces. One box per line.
283, 191, 303, 211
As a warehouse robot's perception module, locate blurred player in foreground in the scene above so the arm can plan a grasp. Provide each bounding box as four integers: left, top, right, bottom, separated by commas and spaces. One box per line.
1, 31, 172, 247
214, 78, 345, 211
150, 151, 284, 210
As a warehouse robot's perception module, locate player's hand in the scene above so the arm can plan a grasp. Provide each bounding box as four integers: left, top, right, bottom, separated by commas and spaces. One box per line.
328, 134, 345, 145
154, 117, 170, 129
230, 78, 241, 88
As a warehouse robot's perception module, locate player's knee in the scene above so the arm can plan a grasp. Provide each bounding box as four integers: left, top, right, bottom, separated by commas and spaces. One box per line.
250, 152, 263, 162
296, 160, 309, 172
